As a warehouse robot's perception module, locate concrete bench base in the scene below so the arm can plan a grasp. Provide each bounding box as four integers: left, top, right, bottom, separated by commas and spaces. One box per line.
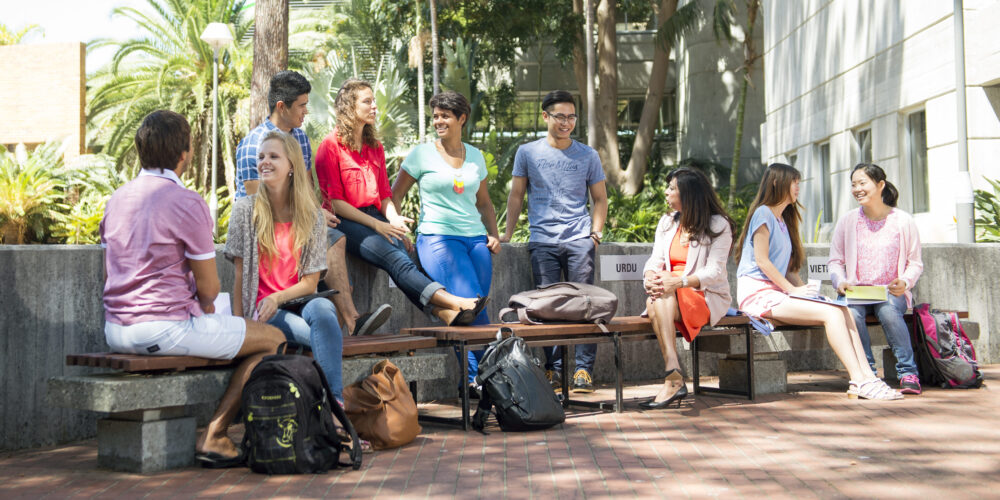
48, 352, 448, 473
98, 408, 196, 473
719, 353, 788, 395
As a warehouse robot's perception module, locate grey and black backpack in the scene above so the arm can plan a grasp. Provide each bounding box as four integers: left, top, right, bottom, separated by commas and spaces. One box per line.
241, 347, 362, 474
498, 282, 618, 326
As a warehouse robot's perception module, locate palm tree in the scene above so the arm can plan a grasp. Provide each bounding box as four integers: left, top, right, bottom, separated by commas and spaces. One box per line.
250, 0, 289, 128
0, 23, 43, 45
600, 0, 699, 194
724, 0, 761, 211
88, 0, 253, 195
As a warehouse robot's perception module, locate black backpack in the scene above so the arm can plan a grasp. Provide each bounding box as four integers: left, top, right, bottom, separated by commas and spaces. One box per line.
472, 328, 566, 433
241, 347, 363, 474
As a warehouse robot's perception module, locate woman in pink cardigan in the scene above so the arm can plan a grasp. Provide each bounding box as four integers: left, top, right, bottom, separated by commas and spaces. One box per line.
640, 168, 735, 409
828, 163, 924, 394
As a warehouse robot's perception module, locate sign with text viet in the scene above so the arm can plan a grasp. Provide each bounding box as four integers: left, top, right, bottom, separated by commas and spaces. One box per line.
807, 256, 831, 281
600, 255, 650, 281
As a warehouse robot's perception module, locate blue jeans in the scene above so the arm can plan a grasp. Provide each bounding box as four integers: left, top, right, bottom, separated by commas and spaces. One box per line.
268, 298, 344, 401
417, 234, 492, 383
529, 237, 597, 373
848, 293, 917, 379
337, 206, 445, 311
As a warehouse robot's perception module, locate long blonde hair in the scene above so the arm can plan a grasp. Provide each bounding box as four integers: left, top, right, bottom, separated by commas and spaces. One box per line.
253, 130, 319, 270
733, 163, 805, 273
334, 78, 380, 152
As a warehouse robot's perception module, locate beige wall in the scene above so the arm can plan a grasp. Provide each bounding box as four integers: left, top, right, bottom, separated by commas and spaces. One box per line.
0, 42, 86, 162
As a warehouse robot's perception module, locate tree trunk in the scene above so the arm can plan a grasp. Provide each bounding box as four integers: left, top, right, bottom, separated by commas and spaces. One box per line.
618, 0, 678, 195
249, 0, 289, 129
572, 0, 589, 129
430, 0, 440, 95
535, 39, 545, 133
412, 0, 426, 142
727, 0, 759, 210
595, 0, 621, 183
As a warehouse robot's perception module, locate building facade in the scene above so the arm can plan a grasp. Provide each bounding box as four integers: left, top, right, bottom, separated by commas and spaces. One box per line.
761, 0, 1000, 243
0, 43, 86, 163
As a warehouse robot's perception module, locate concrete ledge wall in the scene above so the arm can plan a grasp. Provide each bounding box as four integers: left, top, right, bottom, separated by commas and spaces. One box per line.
2, 243, 997, 451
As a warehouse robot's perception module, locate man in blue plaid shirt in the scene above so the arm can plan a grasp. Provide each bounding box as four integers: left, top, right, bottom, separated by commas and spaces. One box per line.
234, 71, 391, 336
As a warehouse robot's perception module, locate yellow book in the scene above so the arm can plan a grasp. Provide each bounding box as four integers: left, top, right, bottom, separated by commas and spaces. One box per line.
844, 285, 888, 304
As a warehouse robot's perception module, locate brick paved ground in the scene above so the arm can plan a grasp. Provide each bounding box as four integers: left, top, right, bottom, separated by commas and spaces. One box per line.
2, 367, 998, 499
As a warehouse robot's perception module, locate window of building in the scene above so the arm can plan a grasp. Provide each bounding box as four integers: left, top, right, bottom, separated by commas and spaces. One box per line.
617, 95, 677, 135
907, 110, 929, 213
854, 127, 872, 164
819, 142, 832, 223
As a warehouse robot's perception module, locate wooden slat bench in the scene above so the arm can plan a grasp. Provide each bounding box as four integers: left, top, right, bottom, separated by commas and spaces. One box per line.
404, 311, 971, 429
403, 317, 666, 429
692, 310, 970, 400
49, 333, 441, 473
65, 333, 440, 372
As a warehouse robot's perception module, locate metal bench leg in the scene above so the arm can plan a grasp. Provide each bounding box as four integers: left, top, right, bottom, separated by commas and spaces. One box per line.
561, 344, 571, 408
693, 335, 701, 395
614, 332, 623, 413
460, 341, 470, 430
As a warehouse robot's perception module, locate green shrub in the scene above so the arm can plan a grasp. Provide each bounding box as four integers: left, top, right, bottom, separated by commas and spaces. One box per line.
0, 142, 66, 243
974, 177, 1000, 242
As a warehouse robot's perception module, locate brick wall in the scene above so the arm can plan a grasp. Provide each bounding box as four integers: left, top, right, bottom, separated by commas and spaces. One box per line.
0, 43, 86, 162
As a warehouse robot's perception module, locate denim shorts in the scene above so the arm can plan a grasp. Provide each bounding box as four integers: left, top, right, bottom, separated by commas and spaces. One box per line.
104, 313, 246, 360
327, 226, 345, 245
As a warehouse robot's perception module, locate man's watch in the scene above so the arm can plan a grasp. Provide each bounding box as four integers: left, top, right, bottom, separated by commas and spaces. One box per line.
590, 230, 603, 242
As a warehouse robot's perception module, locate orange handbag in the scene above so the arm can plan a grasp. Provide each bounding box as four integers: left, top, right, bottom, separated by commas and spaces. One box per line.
343, 359, 421, 450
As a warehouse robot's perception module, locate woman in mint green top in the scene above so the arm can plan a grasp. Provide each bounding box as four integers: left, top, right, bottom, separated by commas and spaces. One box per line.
392, 91, 500, 387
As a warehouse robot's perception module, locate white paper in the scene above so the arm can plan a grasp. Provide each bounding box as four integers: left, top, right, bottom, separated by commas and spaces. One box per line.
213, 292, 233, 316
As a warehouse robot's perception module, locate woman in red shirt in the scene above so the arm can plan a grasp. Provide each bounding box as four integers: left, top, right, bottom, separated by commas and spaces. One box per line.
316, 79, 486, 325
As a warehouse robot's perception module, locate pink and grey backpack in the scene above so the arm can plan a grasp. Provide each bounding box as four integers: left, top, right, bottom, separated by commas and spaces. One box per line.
910, 303, 984, 389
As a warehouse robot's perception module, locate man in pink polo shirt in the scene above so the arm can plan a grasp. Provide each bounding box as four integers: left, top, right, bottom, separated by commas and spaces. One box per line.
100, 110, 283, 468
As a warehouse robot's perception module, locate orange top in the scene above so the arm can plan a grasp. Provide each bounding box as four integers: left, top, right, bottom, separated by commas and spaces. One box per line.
256, 222, 301, 304
669, 228, 689, 272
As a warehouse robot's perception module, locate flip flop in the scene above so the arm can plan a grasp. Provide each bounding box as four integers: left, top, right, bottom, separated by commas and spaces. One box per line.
195, 451, 244, 469
449, 296, 489, 327
336, 428, 374, 453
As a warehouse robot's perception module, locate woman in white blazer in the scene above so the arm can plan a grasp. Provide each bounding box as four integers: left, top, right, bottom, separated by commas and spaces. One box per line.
641, 167, 735, 409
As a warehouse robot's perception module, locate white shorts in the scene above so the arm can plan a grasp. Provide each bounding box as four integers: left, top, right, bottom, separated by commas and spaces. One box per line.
105, 314, 247, 360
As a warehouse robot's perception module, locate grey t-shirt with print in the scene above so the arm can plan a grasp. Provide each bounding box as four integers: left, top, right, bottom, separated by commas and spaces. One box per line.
512, 138, 604, 244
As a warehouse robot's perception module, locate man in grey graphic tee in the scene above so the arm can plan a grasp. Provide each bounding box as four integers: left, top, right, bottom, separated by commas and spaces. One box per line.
501, 90, 609, 393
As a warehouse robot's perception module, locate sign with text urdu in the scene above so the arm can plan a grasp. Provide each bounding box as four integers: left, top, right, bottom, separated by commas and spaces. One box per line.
600, 255, 649, 281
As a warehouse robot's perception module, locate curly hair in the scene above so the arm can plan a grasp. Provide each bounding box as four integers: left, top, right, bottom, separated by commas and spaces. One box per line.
334, 78, 380, 152
429, 90, 471, 122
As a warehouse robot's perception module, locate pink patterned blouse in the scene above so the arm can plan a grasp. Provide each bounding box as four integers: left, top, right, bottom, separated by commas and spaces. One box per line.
855, 208, 900, 285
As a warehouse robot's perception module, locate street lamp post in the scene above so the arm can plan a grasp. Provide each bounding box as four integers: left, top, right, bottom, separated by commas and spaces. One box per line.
200, 22, 234, 233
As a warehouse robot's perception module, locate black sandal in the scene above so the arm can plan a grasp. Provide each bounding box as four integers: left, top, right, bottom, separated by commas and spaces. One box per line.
449, 296, 489, 326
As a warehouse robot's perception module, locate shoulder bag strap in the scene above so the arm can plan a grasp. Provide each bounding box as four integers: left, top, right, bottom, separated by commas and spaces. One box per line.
313, 359, 362, 470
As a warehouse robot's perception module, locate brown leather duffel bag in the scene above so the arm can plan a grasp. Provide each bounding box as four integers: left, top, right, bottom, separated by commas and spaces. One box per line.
343, 360, 421, 450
